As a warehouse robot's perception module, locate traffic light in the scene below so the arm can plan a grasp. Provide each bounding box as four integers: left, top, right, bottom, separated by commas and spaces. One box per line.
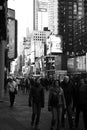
0, 0, 7, 41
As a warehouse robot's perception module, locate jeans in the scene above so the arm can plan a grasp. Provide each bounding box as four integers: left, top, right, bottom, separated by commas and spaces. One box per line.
31, 102, 41, 128
75, 106, 81, 128
9, 91, 15, 107
61, 104, 74, 130
51, 106, 62, 130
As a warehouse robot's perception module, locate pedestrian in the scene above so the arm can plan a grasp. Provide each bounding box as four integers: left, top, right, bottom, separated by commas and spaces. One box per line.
28, 78, 44, 130
48, 80, 66, 130
7, 77, 18, 107
75, 78, 87, 130
61, 75, 74, 130
25, 77, 30, 94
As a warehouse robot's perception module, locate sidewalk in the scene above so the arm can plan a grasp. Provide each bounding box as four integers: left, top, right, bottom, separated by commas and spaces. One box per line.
0, 93, 29, 130
0, 91, 85, 130
0, 91, 51, 130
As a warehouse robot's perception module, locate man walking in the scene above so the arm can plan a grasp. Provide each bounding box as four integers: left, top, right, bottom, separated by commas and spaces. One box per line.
29, 78, 44, 130
61, 76, 74, 130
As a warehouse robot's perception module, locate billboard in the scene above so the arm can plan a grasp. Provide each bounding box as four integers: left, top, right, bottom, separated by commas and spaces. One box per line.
67, 58, 75, 71
7, 8, 15, 19
7, 8, 17, 60
76, 55, 86, 71
47, 35, 62, 54
7, 19, 17, 59
67, 55, 86, 72
35, 41, 44, 57
38, 1, 48, 12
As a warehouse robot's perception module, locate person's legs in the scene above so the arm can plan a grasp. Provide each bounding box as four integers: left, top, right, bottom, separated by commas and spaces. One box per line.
75, 106, 80, 128
67, 105, 74, 130
50, 107, 56, 130
31, 103, 36, 126
31, 113, 35, 126
61, 106, 66, 127
56, 107, 60, 130
9, 92, 15, 107
83, 110, 87, 130
35, 104, 41, 130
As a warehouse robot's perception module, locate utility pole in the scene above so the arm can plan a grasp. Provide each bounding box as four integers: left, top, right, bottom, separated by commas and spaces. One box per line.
0, 0, 7, 100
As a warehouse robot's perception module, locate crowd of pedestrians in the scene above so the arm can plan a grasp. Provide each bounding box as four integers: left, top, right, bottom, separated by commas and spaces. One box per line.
5, 73, 87, 130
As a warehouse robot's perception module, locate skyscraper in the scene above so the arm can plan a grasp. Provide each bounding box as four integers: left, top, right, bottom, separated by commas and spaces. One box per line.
48, 0, 58, 35
33, 0, 38, 30
33, 0, 48, 31
58, 0, 86, 56
73, 0, 87, 56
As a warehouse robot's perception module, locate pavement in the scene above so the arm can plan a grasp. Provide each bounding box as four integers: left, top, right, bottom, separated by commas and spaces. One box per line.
0, 90, 85, 130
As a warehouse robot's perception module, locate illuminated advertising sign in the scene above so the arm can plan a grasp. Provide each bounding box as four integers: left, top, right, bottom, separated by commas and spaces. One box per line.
76, 56, 86, 71
38, 1, 48, 12
30, 41, 34, 63
51, 36, 62, 53
7, 18, 15, 59
67, 55, 86, 72
35, 41, 44, 57
7, 8, 17, 60
47, 35, 62, 54
7, 8, 15, 19
67, 58, 75, 71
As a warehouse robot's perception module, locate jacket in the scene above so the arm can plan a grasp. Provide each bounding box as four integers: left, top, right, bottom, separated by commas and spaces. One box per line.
61, 80, 73, 106
48, 86, 66, 108
29, 83, 44, 107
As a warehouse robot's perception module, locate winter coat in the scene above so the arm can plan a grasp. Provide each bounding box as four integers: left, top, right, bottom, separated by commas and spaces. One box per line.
48, 86, 66, 108
7, 80, 18, 93
29, 83, 44, 108
61, 80, 73, 106
78, 84, 87, 110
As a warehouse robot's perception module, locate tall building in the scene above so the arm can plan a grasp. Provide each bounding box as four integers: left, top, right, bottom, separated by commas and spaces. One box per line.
58, 0, 86, 56
48, 0, 58, 35
33, 0, 48, 31
33, 0, 39, 30
73, 16, 87, 56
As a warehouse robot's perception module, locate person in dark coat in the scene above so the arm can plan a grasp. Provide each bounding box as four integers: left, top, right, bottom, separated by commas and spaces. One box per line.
29, 78, 44, 130
61, 76, 74, 130
75, 78, 87, 130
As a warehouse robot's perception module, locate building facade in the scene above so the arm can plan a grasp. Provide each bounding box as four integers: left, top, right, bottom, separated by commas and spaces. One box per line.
48, 0, 58, 35
73, 16, 87, 56
58, 0, 86, 56
33, 0, 48, 31
33, 0, 39, 30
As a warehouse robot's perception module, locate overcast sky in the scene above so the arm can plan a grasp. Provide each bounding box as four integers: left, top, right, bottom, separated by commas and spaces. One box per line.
8, 0, 33, 42
8, 0, 48, 55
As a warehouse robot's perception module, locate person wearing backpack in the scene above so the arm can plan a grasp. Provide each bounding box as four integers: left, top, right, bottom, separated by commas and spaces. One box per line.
48, 80, 66, 130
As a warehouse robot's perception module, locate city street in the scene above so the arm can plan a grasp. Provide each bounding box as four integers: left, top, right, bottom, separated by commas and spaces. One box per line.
0, 90, 85, 130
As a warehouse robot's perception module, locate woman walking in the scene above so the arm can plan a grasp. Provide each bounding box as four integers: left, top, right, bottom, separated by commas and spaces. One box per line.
48, 80, 66, 130
7, 77, 18, 107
